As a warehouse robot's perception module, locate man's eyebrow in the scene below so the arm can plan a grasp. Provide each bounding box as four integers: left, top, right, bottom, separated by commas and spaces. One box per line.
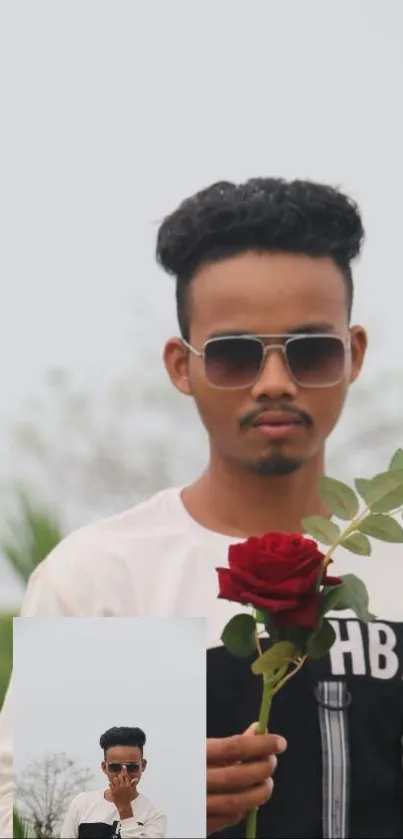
288, 322, 335, 335
207, 323, 335, 339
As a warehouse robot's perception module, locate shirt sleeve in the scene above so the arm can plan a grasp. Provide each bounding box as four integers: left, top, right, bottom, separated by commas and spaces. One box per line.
120, 807, 167, 838
59, 797, 79, 839
19, 546, 95, 617
18, 528, 137, 618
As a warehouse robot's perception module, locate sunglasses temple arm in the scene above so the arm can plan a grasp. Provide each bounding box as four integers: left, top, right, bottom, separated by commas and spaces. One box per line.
181, 339, 203, 357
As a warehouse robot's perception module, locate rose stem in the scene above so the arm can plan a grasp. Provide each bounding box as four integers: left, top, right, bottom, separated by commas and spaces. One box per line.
245, 677, 273, 839
245, 655, 308, 838
258, 676, 273, 734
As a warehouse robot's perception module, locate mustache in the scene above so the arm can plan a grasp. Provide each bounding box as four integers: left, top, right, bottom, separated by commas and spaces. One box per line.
239, 403, 314, 431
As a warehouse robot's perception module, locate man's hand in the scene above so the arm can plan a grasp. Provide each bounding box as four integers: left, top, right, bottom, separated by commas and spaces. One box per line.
109, 769, 136, 819
207, 725, 287, 836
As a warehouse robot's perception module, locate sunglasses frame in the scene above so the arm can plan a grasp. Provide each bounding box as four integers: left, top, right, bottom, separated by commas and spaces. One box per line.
106, 761, 142, 774
182, 332, 351, 390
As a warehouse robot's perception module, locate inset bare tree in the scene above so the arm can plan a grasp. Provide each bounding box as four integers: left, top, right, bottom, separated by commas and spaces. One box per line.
15, 752, 95, 839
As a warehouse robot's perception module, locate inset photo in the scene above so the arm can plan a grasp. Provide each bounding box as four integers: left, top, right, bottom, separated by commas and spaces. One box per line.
13, 618, 205, 839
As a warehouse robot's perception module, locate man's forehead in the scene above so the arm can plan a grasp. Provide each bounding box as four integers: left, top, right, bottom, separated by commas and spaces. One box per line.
106, 745, 141, 756
189, 253, 348, 334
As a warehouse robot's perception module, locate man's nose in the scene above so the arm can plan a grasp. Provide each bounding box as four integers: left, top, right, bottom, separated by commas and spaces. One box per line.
250, 347, 299, 401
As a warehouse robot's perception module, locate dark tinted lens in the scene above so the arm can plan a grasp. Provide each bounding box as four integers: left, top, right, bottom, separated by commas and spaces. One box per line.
108, 762, 140, 773
286, 336, 345, 386
204, 338, 263, 387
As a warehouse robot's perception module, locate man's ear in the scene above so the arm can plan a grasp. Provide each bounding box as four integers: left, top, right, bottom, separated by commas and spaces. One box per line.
101, 761, 107, 776
141, 759, 147, 772
163, 337, 192, 396
348, 325, 368, 384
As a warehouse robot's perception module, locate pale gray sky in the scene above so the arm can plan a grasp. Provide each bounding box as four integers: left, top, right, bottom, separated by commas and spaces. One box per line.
13, 617, 205, 839
1, 0, 403, 606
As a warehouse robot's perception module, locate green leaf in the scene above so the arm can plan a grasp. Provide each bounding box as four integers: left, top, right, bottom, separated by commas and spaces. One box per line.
321, 582, 350, 614
322, 573, 376, 621
358, 513, 403, 543
318, 476, 359, 520
355, 477, 372, 502
255, 609, 270, 625
221, 614, 257, 658
251, 640, 296, 676
340, 532, 372, 556
389, 448, 403, 471
307, 619, 336, 659
301, 515, 340, 545
355, 470, 403, 513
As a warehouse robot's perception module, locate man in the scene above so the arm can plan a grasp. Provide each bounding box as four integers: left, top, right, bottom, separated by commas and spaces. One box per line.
60, 726, 166, 838
1, 177, 402, 837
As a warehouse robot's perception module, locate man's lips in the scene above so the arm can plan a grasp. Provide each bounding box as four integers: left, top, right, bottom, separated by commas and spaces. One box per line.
251, 411, 303, 427
249, 411, 306, 439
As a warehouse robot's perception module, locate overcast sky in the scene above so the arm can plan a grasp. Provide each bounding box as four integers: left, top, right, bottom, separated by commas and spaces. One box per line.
13, 617, 205, 839
1, 0, 403, 606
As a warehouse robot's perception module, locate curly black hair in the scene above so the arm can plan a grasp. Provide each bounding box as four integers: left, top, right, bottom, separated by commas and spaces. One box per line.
156, 177, 365, 340
100, 726, 146, 756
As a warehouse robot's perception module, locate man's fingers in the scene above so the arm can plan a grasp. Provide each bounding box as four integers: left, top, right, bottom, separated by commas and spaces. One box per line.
207, 777, 274, 817
207, 754, 277, 793
207, 813, 248, 835
207, 732, 286, 765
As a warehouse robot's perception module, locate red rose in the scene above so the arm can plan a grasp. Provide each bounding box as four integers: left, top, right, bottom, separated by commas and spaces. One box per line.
217, 532, 341, 628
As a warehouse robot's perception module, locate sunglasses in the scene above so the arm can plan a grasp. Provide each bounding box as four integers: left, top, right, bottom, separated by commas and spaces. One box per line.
106, 762, 141, 774
182, 333, 350, 390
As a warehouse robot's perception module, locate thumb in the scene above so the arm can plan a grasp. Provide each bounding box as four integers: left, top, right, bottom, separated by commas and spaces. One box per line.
243, 722, 259, 735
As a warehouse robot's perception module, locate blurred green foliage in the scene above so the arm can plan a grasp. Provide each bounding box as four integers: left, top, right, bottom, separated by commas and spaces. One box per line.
1, 488, 63, 584
13, 810, 32, 838
0, 612, 13, 708
0, 491, 64, 711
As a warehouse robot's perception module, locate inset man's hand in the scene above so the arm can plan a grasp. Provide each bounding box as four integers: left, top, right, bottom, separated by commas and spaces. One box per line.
109, 769, 134, 818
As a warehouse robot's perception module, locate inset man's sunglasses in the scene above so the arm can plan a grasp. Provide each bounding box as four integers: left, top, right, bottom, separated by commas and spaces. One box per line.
182, 333, 350, 390
106, 762, 141, 773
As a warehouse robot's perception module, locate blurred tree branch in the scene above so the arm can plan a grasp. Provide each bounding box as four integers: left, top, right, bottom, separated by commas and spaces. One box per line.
7, 363, 206, 528
15, 752, 94, 839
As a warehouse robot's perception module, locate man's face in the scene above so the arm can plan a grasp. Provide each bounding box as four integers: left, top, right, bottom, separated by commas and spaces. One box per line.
164, 251, 367, 475
102, 745, 146, 791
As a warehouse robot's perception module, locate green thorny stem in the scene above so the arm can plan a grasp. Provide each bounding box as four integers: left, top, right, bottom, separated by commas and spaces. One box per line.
322, 500, 403, 570
245, 654, 307, 839
245, 498, 403, 838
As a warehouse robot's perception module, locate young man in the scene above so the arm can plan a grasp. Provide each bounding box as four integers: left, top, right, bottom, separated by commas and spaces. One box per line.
60, 726, 166, 838
1, 177, 402, 838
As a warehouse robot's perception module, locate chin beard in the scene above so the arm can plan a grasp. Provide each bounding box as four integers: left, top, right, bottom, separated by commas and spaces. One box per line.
247, 453, 306, 476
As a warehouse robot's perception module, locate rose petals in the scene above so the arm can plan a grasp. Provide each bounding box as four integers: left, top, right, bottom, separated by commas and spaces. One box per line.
217, 532, 331, 629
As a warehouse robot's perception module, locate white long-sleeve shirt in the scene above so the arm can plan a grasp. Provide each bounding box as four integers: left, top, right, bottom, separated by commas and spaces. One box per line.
1, 486, 403, 838
60, 788, 166, 838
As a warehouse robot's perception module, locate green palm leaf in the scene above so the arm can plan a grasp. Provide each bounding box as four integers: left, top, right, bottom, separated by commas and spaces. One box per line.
1, 488, 63, 583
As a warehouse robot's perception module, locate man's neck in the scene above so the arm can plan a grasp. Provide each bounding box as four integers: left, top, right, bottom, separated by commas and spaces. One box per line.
182, 451, 328, 537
